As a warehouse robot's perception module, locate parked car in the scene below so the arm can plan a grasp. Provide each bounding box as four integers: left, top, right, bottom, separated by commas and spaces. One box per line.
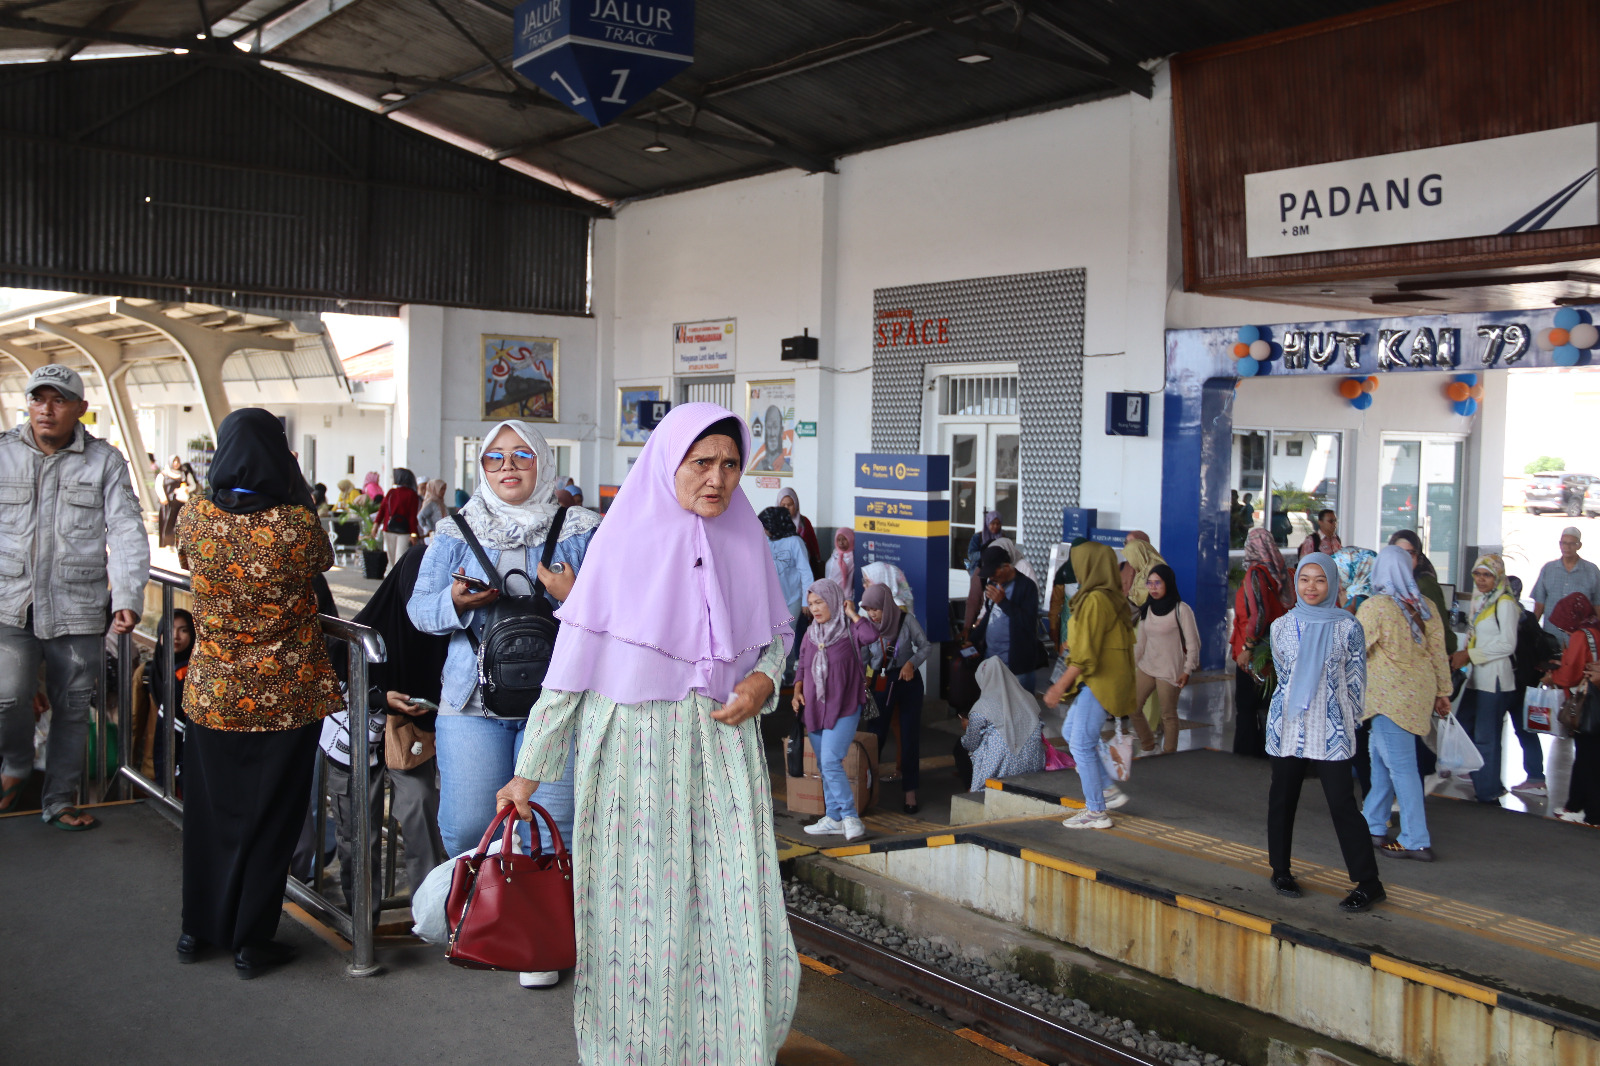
1526, 473, 1600, 515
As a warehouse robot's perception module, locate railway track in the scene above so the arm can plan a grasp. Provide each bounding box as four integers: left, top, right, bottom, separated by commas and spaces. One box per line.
787, 908, 1163, 1066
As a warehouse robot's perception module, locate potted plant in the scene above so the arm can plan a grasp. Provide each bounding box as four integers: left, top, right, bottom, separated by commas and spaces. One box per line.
351, 498, 387, 579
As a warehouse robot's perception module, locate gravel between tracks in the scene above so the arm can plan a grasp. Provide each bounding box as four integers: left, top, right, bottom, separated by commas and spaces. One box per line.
785, 877, 1245, 1066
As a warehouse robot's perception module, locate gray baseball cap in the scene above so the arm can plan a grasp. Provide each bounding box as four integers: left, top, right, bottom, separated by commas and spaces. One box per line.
26, 364, 85, 402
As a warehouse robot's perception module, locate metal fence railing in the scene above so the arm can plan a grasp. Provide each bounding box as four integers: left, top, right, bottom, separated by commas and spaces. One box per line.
108, 566, 390, 976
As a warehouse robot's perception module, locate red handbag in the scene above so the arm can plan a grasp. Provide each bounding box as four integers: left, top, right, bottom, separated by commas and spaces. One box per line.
445, 803, 576, 972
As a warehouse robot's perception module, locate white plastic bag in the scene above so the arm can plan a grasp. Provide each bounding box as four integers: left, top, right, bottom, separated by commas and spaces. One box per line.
1523, 685, 1568, 738
410, 835, 522, 945
1434, 714, 1485, 775
1097, 720, 1134, 782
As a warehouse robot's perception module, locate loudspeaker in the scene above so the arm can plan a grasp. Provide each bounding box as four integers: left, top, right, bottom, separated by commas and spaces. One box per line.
781, 329, 818, 361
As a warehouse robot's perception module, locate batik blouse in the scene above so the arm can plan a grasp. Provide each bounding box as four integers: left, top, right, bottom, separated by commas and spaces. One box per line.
178, 498, 343, 731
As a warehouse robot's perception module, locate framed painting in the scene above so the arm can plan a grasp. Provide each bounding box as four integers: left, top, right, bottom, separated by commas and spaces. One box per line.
616, 384, 665, 446
744, 378, 796, 476
483, 335, 558, 422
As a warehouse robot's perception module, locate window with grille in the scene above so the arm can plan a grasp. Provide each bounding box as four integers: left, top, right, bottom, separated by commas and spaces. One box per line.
938, 374, 1019, 417
680, 376, 734, 410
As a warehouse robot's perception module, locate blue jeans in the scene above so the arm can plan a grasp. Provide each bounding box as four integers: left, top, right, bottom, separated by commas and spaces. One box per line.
1363, 715, 1429, 849
1457, 685, 1515, 802
809, 711, 862, 821
435, 714, 575, 857
1065, 687, 1110, 812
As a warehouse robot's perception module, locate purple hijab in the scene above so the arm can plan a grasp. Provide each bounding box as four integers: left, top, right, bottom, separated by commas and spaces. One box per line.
544, 403, 795, 705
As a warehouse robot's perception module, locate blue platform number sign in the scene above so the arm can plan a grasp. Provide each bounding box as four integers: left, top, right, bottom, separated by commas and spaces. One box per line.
512, 0, 695, 128
1105, 392, 1149, 437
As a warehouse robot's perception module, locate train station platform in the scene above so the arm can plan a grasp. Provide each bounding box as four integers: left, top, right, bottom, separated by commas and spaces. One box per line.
778, 749, 1600, 1066
0, 801, 1027, 1066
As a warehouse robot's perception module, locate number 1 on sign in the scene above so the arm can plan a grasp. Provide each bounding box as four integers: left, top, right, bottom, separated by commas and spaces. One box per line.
600, 68, 630, 105
549, 71, 586, 106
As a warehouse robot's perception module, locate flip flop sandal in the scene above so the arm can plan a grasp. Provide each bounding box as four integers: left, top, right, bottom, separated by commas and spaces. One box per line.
0, 781, 22, 813
47, 806, 98, 832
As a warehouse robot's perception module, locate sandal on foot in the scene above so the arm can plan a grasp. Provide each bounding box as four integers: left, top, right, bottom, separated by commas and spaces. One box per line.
46, 806, 98, 832
0, 780, 22, 813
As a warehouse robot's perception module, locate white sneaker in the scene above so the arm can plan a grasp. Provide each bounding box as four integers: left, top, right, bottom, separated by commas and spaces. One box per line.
519, 970, 560, 988
1555, 808, 1587, 823
842, 817, 866, 842
1512, 781, 1549, 796
804, 817, 845, 836
1063, 809, 1113, 830
1101, 785, 1129, 810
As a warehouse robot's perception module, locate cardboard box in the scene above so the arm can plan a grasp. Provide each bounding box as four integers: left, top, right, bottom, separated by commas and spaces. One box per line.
786, 731, 879, 816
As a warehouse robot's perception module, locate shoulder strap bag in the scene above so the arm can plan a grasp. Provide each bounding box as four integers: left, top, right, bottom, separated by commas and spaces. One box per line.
455, 508, 568, 719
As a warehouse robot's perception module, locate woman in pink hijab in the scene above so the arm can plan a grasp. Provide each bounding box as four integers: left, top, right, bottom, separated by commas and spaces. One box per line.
496, 404, 798, 1064
826, 527, 855, 594
360, 470, 382, 501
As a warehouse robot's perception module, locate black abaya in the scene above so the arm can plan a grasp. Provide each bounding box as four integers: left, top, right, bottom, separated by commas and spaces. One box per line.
181, 721, 319, 950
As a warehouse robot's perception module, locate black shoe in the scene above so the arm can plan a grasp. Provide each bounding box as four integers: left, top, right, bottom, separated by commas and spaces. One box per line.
235, 940, 297, 980
176, 934, 201, 964
1370, 835, 1388, 848
1378, 842, 1435, 862
903, 803, 919, 815
1271, 874, 1302, 898
1339, 885, 1386, 913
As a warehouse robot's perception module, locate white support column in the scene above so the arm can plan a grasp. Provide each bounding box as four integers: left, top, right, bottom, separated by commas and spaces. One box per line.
0, 338, 48, 374
113, 300, 294, 437
32, 321, 158, 513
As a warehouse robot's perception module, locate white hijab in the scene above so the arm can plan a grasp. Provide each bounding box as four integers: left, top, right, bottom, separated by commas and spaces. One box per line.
862, 561, 914, 611
436, 419, 600, 551
972, 657, 1042, 755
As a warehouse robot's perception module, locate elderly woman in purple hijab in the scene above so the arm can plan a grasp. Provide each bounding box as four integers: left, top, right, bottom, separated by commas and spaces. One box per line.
496, 404, 798, 1065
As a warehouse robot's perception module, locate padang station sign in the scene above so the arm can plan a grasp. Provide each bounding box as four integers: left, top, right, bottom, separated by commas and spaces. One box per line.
1244, 123, 1598, 258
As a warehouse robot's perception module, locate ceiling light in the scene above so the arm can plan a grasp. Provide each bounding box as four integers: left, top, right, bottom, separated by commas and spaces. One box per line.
380, 91, 407, 102
196, 33, 207, 40
957, 53, 991, 64
1319, 289, 1337, 295
172, 47, 189, 55
643, 138, 670, 153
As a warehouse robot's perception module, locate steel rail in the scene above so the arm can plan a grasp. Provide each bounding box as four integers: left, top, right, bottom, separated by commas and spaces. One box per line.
787, 909, 1161, 1066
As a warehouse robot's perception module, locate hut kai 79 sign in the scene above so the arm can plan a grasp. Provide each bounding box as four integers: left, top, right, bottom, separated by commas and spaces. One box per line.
512, 0, 695, 127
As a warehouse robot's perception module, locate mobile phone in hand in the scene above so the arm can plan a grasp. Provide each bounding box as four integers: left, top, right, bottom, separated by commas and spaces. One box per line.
454, 570, 493, 594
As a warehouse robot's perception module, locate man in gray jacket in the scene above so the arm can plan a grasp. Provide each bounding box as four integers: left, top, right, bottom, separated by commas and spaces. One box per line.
0, 365, 149, 829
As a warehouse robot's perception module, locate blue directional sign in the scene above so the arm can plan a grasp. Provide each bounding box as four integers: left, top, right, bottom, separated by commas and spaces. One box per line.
513, 0, 695, 127
854, 453, 951, 493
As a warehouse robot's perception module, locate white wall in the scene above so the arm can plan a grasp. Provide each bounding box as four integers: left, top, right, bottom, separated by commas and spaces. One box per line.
396, 305, 601, 501
1230, 368, 1507, 565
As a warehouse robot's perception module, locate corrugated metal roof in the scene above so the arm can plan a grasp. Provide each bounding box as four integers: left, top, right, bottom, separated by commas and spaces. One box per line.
0, 0, 1408, 205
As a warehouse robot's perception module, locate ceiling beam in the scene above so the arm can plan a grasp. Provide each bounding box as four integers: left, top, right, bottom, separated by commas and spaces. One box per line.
0, 11, 544, 106
50, 0, 150, 62
824, 0, 1153, 98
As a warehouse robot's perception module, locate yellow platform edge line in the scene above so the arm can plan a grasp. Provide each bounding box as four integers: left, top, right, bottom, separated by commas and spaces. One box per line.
984, 778, 1004, 791
823, 844, 872, 858
925, 834, 956, 848
283, 901, 352, 953
1370, 953, 1498, 1005
953, 1028, 1050, 1066
1173, 894, 1274, 935
1018, 847, 1098, 881
798, 953, 842, 977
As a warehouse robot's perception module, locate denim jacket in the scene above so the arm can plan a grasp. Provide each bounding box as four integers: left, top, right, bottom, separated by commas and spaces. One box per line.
407, 528, 596, 713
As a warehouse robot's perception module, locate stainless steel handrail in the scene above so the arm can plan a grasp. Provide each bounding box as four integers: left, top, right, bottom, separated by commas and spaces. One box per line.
114, 565, 389, 977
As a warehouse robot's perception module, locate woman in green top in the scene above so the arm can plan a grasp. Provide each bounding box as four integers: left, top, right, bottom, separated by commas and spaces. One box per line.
1045, 541, 1136, 829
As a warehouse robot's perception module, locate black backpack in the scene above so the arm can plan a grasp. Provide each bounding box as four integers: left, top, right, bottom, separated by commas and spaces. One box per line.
455, 508, 568, 719
1513, 606, 1560, 689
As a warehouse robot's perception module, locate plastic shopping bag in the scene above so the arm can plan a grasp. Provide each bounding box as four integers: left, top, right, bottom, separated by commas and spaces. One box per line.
411, 834, 523, 944
1042, 735, 1075, 771
1523, 685, 1568, 737
1434, 714, 1485, 775
1097, 720, 1135, 782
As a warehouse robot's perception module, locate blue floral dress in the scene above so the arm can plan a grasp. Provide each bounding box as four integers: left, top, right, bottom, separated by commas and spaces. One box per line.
1265, 612, 1365, 761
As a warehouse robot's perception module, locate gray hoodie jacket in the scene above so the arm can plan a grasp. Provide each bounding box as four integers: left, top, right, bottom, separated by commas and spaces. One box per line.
0, 423, 150, 637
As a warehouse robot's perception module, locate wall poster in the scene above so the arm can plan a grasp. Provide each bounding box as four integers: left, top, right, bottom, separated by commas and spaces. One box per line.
745, 378, 796, 476
616, 384, 665, 446
482, 334, 558, 422
674, 318, 736, 375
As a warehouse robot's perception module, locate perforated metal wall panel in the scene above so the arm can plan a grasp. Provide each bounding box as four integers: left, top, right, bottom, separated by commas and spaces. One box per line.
872, 268, 1085, 576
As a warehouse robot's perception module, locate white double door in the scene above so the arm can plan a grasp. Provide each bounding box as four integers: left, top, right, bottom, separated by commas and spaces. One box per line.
940, 422, 1020, 571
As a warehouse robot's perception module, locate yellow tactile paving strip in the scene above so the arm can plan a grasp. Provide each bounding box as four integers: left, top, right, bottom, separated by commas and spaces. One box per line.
1093, 806, 1600, 976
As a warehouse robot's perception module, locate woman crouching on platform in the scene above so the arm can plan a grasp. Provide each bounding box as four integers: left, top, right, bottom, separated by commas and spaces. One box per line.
1265, 553, 1385, 912
176, 409, 344, 978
